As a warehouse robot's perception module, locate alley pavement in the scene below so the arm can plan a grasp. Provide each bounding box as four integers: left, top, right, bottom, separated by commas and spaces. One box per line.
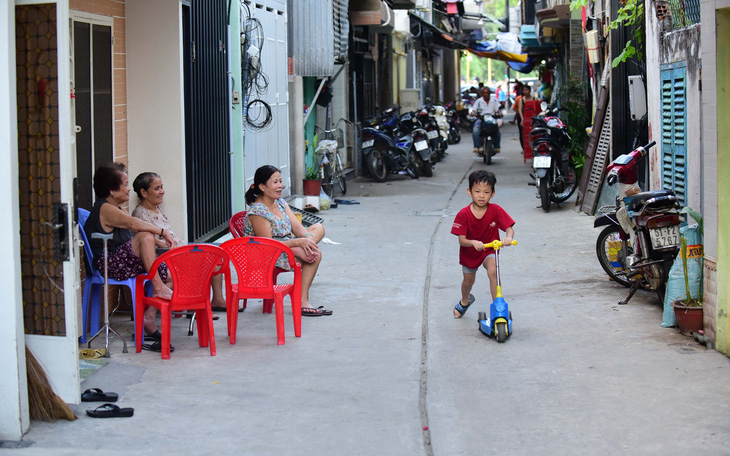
7, 123, 730, 455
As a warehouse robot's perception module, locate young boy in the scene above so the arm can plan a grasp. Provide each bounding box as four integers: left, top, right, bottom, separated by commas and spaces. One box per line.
451, 170, 515, 318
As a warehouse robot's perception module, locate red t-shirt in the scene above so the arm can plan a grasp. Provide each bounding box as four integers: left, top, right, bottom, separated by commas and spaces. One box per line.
451, 203, 515, 269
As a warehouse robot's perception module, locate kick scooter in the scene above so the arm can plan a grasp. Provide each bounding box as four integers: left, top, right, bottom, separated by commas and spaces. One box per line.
477, 239, 517, 343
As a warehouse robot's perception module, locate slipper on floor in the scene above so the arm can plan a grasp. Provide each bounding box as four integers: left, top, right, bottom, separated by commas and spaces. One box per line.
316, 306, 333, 316
141, 341, 174, 353
212, 306, 244, 313
303, 204, 320, 213
301, 307, 324, 317
79, 348, 106, 360
81, 388, 118, 403
453, 294, 475, 319
86, 403, 134, 418
333, 199, 360, 205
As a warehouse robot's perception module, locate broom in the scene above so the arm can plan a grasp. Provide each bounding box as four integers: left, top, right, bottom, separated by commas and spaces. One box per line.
25, 347, 76, 421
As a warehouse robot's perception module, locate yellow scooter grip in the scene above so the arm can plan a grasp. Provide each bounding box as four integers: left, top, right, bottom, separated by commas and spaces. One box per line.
483, 240, 518, 251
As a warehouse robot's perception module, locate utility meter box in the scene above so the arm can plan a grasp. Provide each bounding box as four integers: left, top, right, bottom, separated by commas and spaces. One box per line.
628, 75, 647, 121
400, 89, 421, 112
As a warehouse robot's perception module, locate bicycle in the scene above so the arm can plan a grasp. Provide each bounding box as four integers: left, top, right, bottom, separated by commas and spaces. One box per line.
314, 119, 350, 199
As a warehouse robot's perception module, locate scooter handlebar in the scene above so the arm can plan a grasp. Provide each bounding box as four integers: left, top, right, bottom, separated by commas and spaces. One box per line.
484, 240, 518, 250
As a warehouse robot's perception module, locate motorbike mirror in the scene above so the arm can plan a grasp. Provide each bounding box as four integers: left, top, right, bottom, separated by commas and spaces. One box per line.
541, 101, 548, 112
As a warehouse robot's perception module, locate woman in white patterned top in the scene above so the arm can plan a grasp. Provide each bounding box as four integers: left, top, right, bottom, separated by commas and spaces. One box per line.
132, 172, 228, 314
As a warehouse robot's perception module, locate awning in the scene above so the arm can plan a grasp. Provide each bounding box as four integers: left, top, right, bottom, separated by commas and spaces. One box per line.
467, 39, 535, 73
409, 12, 468, 50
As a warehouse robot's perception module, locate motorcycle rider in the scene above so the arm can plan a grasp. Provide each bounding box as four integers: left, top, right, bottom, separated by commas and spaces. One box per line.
471, 86, 502, 155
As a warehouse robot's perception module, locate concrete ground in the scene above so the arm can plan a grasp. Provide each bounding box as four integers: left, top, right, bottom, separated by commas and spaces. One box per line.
6, 123, 730, 456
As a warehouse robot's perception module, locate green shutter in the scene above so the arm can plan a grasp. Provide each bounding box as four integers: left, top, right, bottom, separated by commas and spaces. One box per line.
660, 64, 687, 205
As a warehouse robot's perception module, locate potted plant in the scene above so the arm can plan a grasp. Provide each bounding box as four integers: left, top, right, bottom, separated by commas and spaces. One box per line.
671, 207, 703, 333
302, 164, 321, 196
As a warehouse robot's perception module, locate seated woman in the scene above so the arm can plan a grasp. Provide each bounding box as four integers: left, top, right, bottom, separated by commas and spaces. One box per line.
84, 163, 177, 344
243, 165, 330, 316
131, 172, 227, 315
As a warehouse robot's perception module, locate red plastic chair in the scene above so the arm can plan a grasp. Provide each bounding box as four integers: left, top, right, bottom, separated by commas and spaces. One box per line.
220, 237, 302, 345
134, 244, 231, 359
229, 210, 283, 314
229, 210, 247, 238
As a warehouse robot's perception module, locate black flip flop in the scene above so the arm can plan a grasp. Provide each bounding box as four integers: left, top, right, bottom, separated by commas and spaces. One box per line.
86, 403, 134, 418
212, 306, 244, 313
81, 388, 118, 403
316, 306, 333, 316
141, 341, 174, 353
301, 307, 324, 317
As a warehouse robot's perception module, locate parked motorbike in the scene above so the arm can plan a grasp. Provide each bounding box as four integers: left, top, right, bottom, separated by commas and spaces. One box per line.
470, 109, 503, 165
397, 111, 434, 177
445, 108, 461, 144
360, 107, 421, 182
416, 107, 447, 163
529, 102, 577, 211
430, 105, 453, 152
594, 141, 681, 305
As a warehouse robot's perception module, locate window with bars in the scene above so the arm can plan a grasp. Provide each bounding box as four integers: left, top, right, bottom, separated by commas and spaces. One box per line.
666, 0, 701, 28
660, 63, 687, 205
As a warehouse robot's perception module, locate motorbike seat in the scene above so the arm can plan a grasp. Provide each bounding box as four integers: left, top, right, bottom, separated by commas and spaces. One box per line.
625, 190, 677, 212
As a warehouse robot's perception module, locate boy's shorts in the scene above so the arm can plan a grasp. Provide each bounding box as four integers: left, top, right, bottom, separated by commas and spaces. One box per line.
462, 253, 495, 273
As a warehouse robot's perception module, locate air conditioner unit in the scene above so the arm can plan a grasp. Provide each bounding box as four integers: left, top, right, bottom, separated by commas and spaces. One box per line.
416, 0, 430, 11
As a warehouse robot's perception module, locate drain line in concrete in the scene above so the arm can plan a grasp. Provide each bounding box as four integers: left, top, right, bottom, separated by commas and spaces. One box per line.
419, 162, 477, 455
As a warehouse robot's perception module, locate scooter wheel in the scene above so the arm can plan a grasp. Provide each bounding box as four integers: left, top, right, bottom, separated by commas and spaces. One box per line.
496, 322, 507, 343
477, 311, 487, 323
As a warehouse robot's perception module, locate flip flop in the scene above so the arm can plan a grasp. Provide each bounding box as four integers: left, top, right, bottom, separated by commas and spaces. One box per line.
454, 294, 475, 319
86, 403, 134, 418
316, 306, 333, 316
141, 341, 174, 353
212, 306, 244, 313
79, 348, 106, 360
81, 388, 118, 403
303, 204, 320, 213
333, 199, 360, 205
301, 307, 324, 317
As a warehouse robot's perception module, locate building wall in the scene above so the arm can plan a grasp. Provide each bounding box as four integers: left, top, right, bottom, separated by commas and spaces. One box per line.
0, 0, 28, 441
712, 6, 730, 354
69, 0, 128, 164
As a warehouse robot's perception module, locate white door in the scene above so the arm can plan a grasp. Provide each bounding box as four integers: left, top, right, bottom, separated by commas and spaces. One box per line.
243, 3, 290, 196
17, 1, 82, 404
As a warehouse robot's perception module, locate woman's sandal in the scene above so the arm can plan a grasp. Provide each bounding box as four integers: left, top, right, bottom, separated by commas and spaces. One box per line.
453, 294, 475, 318
141, 341, 174, 353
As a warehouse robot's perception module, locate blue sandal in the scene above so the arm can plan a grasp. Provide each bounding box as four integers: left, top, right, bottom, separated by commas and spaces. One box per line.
454, 294, 475, 318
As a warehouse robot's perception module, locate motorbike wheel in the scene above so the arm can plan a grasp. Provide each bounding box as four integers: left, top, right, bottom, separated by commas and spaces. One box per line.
450, 127, 461, 144
482, 138, 494, 165
539, 177, 551, 212
551, 166, 578, 203
406, 152, 420, 179
496, 322, 507, 343
595, 225, 633, 288
415, 154, 433, 177
335, 153, 347, 195
366, 148, 388, 182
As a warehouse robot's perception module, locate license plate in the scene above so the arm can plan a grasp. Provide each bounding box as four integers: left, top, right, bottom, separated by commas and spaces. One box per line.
650, 225, 680, 249
415, 140, 429, 151
533, 156, 551, 168
427, 130, 439, 139
362, 139, 374, 148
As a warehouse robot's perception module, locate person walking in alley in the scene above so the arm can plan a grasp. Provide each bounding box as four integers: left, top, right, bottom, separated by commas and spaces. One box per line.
450, 170, 515, 318
471, 86, 503, 155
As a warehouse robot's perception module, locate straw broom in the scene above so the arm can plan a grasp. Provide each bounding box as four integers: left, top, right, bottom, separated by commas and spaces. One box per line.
25, 347, 76, 421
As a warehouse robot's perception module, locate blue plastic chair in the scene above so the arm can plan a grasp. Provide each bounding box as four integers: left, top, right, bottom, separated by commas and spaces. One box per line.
78, 208, 148, 344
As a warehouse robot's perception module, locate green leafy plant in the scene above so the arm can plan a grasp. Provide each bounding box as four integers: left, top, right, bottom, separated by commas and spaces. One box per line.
571, 0, 644, 68
305, 164, 319, 181
679, 206, 704, 307
556, 79, 591, 179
